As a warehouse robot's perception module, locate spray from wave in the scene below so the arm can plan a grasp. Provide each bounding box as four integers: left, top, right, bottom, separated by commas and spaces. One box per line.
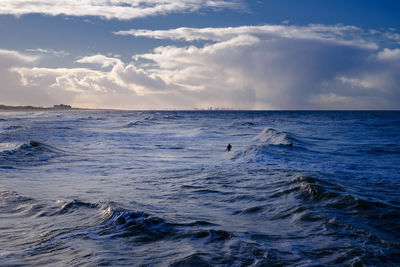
229, 128, 300, 163
254, 128, 294, 146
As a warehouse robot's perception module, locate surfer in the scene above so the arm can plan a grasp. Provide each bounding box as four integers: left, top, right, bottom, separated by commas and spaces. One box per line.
226, 143, 232, 152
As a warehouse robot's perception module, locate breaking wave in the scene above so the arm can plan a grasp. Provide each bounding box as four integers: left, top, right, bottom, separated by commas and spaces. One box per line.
229, 128, 307, 163
254, 128, 295, 146
0, 141, 65, 168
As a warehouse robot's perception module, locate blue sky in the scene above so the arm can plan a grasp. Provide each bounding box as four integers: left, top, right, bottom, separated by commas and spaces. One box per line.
0, 0, 399, 109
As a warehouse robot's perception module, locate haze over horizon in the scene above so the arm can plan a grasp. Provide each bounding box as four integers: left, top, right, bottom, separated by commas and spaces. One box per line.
0, 0, 399, 110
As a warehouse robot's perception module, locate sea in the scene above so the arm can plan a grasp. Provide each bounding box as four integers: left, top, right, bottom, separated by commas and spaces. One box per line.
0, 110, 399, 266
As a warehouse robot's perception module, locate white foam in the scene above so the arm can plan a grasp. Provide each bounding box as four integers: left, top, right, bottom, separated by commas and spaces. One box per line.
0, 142, 21, 152
253, 128, 292, 146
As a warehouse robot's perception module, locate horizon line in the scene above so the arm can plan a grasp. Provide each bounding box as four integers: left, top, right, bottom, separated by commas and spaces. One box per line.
0, 104, 399, 112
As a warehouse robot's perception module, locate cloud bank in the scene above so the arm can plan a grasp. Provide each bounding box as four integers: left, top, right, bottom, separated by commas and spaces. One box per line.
0, 0, 243, 20
1, 24, 400, 109
115, 24, 378, 49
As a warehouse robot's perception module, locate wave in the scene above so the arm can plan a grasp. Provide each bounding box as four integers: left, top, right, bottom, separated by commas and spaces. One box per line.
143, 115, 156, 121
98, 209, 180, 242
335, 144, 400, 156
162, 114, 184, 120
54, 200, 101, 215
230, 121, 256, 127
2, 186, 399, 266
0, 190, 34, 209
4, 125, 22, 130
241, 121, 255, 126
0, 190, 51, 218
86, 204, 228, 246
229, 128, 306, 163
1, 193, 227, 246
2, 192, 232, 248
272, 176, 400, 235
231, 174, 400, 243
254, 128, 294, 146
0, 142, 21, 153
284, 176, 345, 201
1, 140, 63, 153
123, 120, 149, 128
0, 140, 65, 167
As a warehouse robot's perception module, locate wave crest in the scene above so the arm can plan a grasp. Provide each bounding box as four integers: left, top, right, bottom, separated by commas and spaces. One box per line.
229, 128, 299, 163
123, 121, 149, 128
0, 140, 65, 167
254, 128, 294, 146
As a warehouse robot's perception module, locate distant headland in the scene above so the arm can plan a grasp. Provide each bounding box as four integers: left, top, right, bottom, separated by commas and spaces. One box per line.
0, 104, 77, 111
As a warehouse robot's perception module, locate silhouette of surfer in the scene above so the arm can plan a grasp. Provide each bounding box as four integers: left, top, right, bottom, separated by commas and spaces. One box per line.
226, 143, 232, 152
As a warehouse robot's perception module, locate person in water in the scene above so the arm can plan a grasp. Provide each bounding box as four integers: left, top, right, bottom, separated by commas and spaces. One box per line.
226, 143, 232, 152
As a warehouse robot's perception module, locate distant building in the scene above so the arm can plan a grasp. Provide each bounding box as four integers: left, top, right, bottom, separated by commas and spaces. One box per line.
53, 104, 72, 109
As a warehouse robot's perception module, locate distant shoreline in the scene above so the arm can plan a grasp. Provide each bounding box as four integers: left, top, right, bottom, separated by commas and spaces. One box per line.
0, 104, 85, 112
0, 105, 398, 112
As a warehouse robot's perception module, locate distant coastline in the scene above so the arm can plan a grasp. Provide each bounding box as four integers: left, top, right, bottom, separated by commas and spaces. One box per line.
1, 104, 398, 112
0, 104, 80, 111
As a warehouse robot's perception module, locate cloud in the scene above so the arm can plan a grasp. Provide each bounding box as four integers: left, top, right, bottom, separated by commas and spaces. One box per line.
337, 76, 374, 89
0, 49, 67, 106
0, 49, 37, 67
124, 25, 398, 109
377, 48, 400, 60
0, 0, 243, 20
1, 24, 400, 109
115, 24, 378, 49
310, 93, 351, 105
384, 32, 400, 43
75, 54, 169, 92
0, 53, 173, 108
26, 48, 70, 57
76, 54, 121, 68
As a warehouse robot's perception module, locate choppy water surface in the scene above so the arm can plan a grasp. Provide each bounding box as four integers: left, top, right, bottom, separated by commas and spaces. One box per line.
0, 110, 399, 266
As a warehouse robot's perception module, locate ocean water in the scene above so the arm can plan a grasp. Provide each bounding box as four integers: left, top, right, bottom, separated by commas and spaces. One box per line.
0, 110, 399, 266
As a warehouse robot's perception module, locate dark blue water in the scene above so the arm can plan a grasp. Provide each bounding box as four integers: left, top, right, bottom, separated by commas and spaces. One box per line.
0, 111, 399, 266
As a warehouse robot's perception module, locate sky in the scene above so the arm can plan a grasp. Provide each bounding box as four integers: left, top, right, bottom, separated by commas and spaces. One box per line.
0, 0, 399, 110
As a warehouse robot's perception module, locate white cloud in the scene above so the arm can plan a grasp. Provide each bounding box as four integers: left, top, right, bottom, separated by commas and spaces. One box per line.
115, 24, 378, 49
0, 0, 243, 20
384, 32, 400, 41
76, 54, 122, 68
377, 48, 400, 60
75, 54, 170, 92
337, 76, 374, 89
1, 24, 400, 110
0, 49, 66, 106
26, 48, 70, 57
0, 49, 37, 66
310, 93, 351, 105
